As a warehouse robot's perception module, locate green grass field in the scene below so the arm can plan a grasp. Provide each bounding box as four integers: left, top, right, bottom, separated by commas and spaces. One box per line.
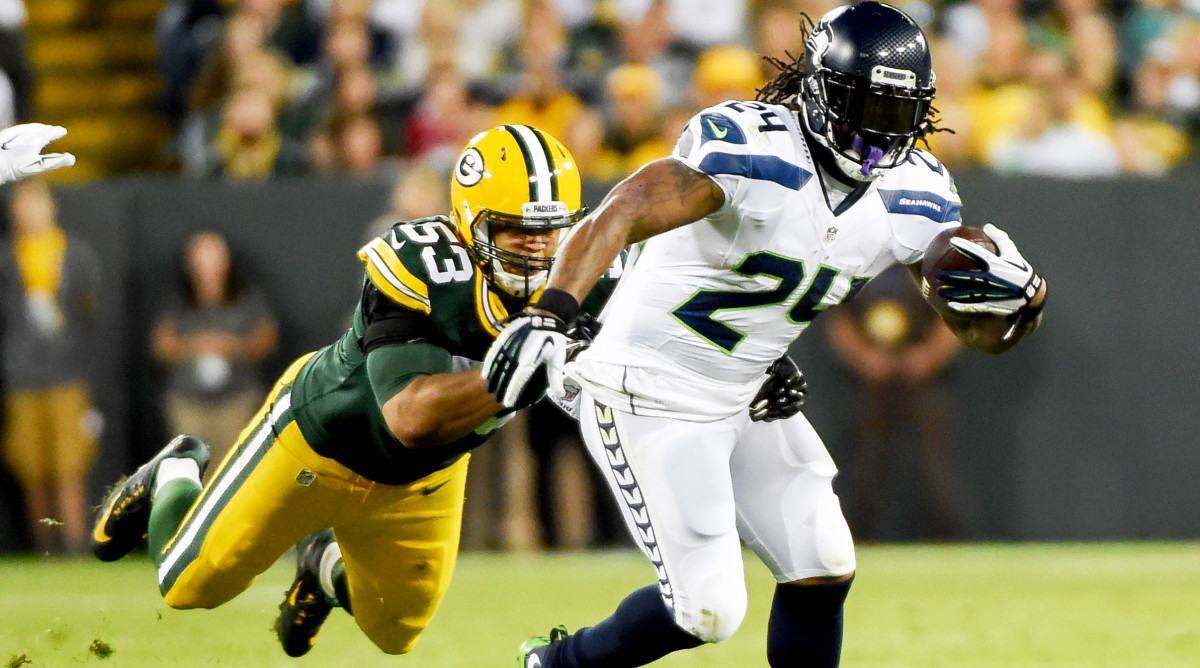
2, 542, 1198, 667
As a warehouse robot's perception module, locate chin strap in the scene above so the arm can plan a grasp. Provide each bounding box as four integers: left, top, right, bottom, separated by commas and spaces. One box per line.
851, 135, 885, 177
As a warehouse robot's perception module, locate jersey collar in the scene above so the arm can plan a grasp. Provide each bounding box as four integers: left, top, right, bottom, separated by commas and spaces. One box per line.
474, 272, 539, 337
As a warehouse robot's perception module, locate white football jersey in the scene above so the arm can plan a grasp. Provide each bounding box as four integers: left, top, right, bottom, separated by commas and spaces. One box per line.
572, 100, 961, 419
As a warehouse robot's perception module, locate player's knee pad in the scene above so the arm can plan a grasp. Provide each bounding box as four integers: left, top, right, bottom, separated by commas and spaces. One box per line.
672, 572, 748, 643
161, 570, 240, 610
356, 616, 422, 655
811, 489, 856, 575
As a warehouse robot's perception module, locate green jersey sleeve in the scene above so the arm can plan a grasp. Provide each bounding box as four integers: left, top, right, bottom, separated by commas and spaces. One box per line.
365, 341, 453, 410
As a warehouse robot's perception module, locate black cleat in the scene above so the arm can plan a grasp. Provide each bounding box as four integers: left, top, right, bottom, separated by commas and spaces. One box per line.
91, 434, 210, 562
519, 625, 569, 667
276, 529, 338, 658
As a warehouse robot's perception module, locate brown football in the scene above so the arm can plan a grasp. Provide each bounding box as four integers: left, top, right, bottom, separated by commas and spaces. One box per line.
920, 226, 999, 317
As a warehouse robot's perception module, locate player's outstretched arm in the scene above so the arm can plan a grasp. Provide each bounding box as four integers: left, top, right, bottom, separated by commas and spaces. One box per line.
484, 158, 725, 408
0, 124, 75, 184
542, 157, 726, 305
381, 368, 507, 448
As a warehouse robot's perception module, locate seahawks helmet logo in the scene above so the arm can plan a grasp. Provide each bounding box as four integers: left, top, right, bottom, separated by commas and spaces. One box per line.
807, 18, 835, 67
455, 147, 485, 187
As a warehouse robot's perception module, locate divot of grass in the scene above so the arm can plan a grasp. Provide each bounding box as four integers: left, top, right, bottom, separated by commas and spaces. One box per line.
89, 639, 114, 659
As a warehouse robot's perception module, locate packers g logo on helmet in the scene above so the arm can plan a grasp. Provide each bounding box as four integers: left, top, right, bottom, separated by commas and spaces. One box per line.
455, 147, 485, 187
450, 125, 586, 297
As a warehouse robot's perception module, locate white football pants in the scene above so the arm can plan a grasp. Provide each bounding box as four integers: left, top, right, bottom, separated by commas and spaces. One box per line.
576, 392, 856, 643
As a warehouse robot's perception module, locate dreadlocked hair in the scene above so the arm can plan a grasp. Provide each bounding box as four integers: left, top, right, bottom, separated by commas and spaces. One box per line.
755, 14, 814, 108
753, 12, 954, 144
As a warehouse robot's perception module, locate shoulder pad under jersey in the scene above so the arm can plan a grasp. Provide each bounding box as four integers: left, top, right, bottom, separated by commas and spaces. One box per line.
875, 149, 962, 225
357, 216, 464, 316
673, 100, 813, 193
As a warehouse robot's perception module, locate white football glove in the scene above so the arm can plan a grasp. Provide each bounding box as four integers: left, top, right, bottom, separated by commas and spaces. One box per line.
0, 124, 76, 184
545, 336, 598, 419
483, 313, 570, 409
939, 223, 1043, 316
545, 361, 584, 419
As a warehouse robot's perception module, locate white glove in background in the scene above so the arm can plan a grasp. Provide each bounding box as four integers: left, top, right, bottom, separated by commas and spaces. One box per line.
0, 123, 76, 184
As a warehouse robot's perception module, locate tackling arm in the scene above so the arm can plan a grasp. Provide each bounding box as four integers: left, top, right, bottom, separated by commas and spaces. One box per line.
483, 158, 725, 408
381, 369, 505, 449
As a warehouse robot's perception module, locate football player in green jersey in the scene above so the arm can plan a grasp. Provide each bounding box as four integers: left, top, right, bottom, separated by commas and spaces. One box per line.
90, 125, 598, 656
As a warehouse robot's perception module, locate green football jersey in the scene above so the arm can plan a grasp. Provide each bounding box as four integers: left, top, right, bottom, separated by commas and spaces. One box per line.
288, 216, 618, 485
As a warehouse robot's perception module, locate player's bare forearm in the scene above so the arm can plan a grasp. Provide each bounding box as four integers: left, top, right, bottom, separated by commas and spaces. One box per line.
382, 370, 503, 448
546, 158, 724, 302
943, 279, 1047, 354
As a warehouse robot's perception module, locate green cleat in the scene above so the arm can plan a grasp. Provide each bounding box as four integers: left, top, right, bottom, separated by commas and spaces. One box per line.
91, 434, 209, 562
275, 529, 338, 657
519, 625, 569, 668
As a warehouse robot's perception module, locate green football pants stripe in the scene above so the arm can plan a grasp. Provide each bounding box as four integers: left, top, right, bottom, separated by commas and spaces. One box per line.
156, 391, 291, 594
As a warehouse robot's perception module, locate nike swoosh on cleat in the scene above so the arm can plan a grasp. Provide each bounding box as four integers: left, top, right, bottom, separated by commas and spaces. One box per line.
92, 521, 113, 543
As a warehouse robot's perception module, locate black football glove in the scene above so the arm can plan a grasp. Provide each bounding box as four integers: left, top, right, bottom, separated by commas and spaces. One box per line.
567, 311, 602, 345
749, 355, 808, 422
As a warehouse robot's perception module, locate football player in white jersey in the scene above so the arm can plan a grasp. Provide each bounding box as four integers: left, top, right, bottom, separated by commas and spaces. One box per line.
0, 123, 74, 184
486, 3, 1047, 667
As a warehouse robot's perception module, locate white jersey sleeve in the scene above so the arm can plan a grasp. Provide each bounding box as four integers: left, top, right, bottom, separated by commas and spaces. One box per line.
873, 148, 964, 265
672, 101, 812, 218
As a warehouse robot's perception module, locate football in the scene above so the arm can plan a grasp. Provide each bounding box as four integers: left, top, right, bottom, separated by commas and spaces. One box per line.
920, 225, 999, 317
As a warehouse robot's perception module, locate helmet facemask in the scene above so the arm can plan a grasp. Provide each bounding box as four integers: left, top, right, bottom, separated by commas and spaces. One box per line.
804, 67, 934, 181
467, 201, 585, 297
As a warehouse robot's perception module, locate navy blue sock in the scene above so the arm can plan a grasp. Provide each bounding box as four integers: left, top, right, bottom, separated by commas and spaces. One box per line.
546, 584, 703, 667
766, 576, 854, 668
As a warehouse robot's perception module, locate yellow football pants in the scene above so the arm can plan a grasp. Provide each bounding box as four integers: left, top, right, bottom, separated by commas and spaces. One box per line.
156, 354, 468, 655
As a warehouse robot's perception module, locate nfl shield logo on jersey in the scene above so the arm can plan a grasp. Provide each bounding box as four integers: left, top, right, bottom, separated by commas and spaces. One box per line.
823, 226, 838, 245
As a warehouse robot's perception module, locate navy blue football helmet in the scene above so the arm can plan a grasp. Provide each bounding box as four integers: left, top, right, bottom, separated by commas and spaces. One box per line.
800, 2, 936, 180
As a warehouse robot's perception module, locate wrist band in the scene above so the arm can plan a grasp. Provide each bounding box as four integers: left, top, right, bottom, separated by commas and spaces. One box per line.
535, 288, 580, 323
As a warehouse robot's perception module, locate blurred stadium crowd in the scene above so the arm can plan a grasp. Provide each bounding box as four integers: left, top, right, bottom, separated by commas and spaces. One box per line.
3, 0, 1200, 183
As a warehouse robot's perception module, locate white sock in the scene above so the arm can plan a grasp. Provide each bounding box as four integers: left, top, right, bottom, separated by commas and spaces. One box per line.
318, 540, 343, 602
152, 457, 201, 500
